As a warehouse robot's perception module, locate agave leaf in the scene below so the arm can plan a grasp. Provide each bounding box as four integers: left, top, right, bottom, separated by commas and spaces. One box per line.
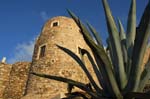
79, 48, 108, 95
125, 92, 150, 99
106, 38, 115, 67
68, 9, 122, 98
127, 1, 150, 91
67, 9, 98, 48
67, 9, 97, 40
56, 45, 103, 94
126, 0, 136, 80
106, 37, 120, 86
118, 19, 128, 73
126, 0, 136, 56
101, 0, 127, 90
93, 52, 115, 97
118, 19, 126, 41
68, 11, 111, 93
67, 9, 79, 24
67, 9, 92, 39
31, 72, 99, 98
121, 45, 128, 75
66, 92, 89, 99
87, 23, 103, 46
138, 58, 150, 92
79, 21, 123, 98
79, 20, 122, 97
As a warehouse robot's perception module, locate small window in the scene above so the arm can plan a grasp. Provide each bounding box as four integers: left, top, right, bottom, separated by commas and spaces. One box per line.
39, 45, 46, 58
52, 22, 59, 27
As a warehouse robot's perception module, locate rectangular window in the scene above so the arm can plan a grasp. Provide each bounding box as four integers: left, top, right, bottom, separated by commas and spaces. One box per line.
53, 22, 58, 27
39, 45, 46, 58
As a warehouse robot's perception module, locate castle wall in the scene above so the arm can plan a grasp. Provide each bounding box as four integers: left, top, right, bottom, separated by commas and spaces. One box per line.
3, 62, 31, 99
0, 63, 12, 98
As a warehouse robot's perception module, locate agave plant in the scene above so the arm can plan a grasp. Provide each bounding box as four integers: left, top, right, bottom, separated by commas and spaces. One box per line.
32, 0, 150, 98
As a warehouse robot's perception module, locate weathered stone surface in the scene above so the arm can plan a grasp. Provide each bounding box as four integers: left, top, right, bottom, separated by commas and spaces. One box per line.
24, 16, 96, 99
0, 63, 12, 98
3, 62, 31, 99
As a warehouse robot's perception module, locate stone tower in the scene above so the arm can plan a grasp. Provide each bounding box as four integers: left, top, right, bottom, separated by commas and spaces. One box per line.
25, 16, 95, 99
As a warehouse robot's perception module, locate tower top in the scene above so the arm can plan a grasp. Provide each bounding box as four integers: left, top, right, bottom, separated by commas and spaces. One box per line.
32, 16, 80, 61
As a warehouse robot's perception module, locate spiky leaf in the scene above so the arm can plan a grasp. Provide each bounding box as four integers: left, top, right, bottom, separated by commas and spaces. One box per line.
101, 0, 127, 90
57, 45, 103, 94
68, 10, 123, 98
126, 0, 136, 56
87, 23, 103, 46
118, 19, 128, 73
118, 19, 126, 41
79, 48, 108, 95
127, 1, 150, 91
32, 72, 99, 98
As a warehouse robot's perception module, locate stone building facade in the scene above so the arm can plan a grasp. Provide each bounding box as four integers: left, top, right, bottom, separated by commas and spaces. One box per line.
0, 16, 150, 99
25, 16, 96, 99
0, 16, 96, 99
0, 62, 31, 99
3, 62, 31, 99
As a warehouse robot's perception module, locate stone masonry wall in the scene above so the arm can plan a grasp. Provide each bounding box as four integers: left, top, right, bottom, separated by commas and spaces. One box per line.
0, 63, 12, 98
3, 62, 31, 99
24, 16, 97, 99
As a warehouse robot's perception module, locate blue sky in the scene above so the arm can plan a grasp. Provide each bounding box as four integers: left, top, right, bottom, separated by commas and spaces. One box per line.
0, 0, 148, 63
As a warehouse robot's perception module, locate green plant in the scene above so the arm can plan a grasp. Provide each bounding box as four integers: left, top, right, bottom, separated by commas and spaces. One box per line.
32, 0, 150, 98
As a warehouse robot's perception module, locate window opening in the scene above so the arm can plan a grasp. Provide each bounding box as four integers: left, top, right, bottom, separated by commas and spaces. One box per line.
53, 22, 58, 27
39, 45, 46, 58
